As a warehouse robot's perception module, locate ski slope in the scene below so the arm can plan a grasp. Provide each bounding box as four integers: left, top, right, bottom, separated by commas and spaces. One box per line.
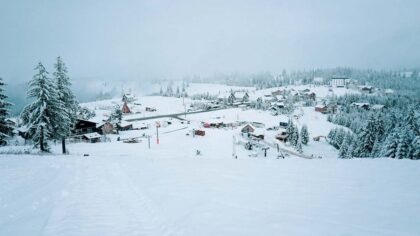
1, 142, 420, 236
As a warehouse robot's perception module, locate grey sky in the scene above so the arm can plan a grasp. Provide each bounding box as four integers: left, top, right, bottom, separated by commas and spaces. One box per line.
1, 0, 420, 83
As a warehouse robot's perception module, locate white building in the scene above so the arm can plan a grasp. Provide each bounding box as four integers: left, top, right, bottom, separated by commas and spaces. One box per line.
330, 78, 350, 87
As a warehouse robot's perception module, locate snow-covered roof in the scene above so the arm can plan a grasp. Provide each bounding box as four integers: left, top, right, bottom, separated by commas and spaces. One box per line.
358, 85, 373, 89
252, 127, 265, 136
83, 132, 101, 139
371, 104, 384, 110
241, 123, 264, 136
351, 102, 370, 107
270, 102, 284, 107
205, 118, 237, 124
120, 121, 133, 127
96, 121, 112, 128
315, 104, 327, 109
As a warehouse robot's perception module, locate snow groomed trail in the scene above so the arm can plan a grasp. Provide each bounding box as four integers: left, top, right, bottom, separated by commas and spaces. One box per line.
41, 159, 178, 236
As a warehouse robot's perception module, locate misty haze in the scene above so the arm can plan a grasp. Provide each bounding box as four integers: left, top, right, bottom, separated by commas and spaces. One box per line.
0, 1, 419, 236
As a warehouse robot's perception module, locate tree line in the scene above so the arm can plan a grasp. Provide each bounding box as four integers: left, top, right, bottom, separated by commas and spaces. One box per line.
327, 94, 419, 159
0, 57, 78, 153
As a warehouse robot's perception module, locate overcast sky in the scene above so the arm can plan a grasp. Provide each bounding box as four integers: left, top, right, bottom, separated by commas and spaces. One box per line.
1, 0, 420, 83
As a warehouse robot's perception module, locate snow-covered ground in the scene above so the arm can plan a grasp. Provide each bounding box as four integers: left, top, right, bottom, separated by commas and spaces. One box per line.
1, 145, 419, 235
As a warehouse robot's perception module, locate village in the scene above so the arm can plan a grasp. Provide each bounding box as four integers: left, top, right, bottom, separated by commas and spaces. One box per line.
2, 77, 394, 159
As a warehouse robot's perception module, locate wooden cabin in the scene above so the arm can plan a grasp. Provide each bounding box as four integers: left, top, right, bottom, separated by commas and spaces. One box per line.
194, 130, 205, 136
241, 124, 255, 133
97, 121, 115, 135
122, 102, 131, 114
73, 119, 99, 135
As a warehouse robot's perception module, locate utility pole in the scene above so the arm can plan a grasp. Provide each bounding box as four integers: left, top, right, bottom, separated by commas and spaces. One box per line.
148, 135, 151, 149
156, 121, 160, 144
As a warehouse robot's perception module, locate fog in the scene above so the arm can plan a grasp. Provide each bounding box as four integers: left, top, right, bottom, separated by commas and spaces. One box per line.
1, 0, 420, 84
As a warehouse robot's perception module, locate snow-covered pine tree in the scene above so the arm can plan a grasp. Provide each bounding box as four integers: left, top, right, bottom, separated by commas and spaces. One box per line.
300, 125, 309, 145
381, 130, 399, 158
286, 119, 295, 144
370, 136, 382, 158
396, 128, 411, 159
359, 115, 378, 156
296, 136, 303, 153
0, 77, 13, 145
110, 105, 123, 126
21, 62, 61, 152
345, 139, 356, 158
54, 57, 77, 154
291, 125, 300, 148
338, 134, 350, 158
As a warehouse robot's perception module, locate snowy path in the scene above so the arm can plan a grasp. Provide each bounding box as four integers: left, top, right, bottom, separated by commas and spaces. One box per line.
41, 159, 178, 236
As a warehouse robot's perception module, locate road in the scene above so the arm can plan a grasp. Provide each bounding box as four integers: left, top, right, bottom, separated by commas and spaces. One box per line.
124, 107, 231, 122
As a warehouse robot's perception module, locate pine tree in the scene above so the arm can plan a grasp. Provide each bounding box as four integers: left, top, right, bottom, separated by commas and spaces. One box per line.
396, 129, 410, 159
300, 125, 309, 145
110, 105, 122, 126
21, 62, 61, 152
382, 130, 399, 158
0, 77, 13, 145
54, 57, 77, 154
338, 134, 350, 158
359, 115, 378, 156
291, 125, 300, 148
370, 137, 382, 158
345, 139, 355, 158
286, 119, 295, 145
296, 137, 303, 153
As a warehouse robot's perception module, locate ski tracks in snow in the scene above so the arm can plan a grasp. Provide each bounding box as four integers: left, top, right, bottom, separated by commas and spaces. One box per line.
42, 158, 179, 236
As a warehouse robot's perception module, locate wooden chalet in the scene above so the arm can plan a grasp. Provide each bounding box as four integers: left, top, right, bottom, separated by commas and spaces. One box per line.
73, 119, 99, 135
315, 104, 337, 114
351, 103, 370, 110
241, 124, 255, 133
97, 121, 115, 135
117, 121, 133, 131
315, 104, 328, 113
122, 102, 131, 114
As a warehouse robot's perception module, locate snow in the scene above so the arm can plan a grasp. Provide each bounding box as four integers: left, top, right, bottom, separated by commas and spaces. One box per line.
0, 149, 419, 236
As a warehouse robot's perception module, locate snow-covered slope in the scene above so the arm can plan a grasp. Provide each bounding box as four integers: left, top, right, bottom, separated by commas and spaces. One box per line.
0, 151, 419, 236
